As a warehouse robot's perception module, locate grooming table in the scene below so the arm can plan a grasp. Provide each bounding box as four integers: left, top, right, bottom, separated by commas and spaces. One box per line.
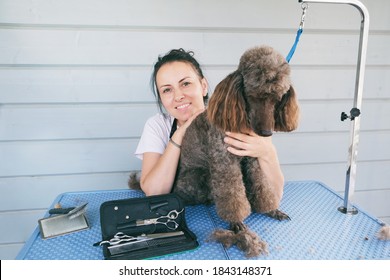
16, 181, 389, 260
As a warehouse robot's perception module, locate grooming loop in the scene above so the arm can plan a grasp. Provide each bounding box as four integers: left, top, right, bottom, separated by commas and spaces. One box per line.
299, 0, 370, 215
299, 2, 309, 30
286, 3, 308, 63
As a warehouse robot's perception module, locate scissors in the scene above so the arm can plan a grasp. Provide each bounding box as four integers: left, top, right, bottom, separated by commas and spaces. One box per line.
135, 209, 184, 230
95, 231, 185, 247
96, 232, 141, 246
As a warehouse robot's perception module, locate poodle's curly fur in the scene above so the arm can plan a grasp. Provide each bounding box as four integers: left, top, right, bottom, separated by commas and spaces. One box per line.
130, 45, 300, 257
173, 46, 299, 257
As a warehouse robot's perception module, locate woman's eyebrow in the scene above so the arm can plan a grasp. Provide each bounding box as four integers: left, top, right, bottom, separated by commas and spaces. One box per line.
160, 77, 191, 89
179, 77, 191, 83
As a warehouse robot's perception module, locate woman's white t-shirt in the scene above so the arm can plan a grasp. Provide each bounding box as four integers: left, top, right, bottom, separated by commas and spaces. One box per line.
135, 113, 175, 160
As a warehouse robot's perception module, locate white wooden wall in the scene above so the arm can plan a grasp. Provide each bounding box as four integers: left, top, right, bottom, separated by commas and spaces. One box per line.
0, 0, 389, 259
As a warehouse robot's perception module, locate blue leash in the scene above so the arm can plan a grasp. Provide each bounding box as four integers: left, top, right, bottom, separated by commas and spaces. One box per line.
286, 28, 303, 63
286, 3, 308, 63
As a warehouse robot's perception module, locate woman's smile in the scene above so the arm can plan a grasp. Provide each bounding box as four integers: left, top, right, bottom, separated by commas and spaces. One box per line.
175, 103, 191, 110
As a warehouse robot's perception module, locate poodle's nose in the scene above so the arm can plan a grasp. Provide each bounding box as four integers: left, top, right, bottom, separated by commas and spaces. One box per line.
257, 130, 273, 137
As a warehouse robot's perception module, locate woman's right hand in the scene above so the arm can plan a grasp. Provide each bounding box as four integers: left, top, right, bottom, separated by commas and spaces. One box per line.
171, 108, 204, 145
140, 108, 204, 196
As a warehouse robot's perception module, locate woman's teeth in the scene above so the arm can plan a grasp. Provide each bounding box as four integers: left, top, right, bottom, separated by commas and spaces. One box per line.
176, 103, 190, 109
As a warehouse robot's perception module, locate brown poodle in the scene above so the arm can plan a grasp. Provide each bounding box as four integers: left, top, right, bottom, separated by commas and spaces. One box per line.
131, 45, 300, 257
172, 45, 299, 257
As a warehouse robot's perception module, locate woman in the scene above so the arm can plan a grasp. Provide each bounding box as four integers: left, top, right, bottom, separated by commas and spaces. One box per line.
135, 48, 284, 199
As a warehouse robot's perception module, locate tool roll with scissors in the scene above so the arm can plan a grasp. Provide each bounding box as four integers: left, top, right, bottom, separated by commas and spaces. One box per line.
96, 193, 198, 259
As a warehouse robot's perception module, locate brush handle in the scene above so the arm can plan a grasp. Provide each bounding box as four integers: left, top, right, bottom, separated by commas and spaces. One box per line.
48, 207, 75, 215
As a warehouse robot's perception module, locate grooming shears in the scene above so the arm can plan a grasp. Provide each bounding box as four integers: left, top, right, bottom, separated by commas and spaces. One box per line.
136, 209, 184, 230
94, 231, 185, 247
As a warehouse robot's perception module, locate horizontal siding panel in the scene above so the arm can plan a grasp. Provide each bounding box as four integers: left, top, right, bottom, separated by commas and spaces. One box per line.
1, 161, 388, 212
292, 67, 390, 100
1, 0, 388, 32
0, 172, 131, 211
1, 100, 389, 141
282, 161, 390, 193
0, 210, 44, 243
0, 139, 141, 177
0, 29, 204, 65
0, 104, 157, 141
0, 29, 388, 66
354, 189, 390, 218
0, 68, 155, 103
275, 130, 390, 165
1, 131, 388, 177
0, 0, 303, 29
1, 67, 389, 104
382, 217, 390, 225
297, 99, 390, 133
1, 0, 379, 30
0, 243, 23, 260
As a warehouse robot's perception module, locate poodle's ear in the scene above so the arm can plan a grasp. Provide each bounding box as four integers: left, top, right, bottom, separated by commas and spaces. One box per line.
274, 85, 300, 132
207, 71, 250, 133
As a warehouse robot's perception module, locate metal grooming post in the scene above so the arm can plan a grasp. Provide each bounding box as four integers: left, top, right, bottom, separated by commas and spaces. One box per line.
298, 0, 370, 214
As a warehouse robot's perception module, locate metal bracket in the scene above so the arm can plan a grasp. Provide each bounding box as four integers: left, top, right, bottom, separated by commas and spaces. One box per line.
298, 0, 370, 214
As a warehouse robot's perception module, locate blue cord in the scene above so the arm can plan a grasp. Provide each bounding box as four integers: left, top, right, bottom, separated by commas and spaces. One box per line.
286, 28, 303, 63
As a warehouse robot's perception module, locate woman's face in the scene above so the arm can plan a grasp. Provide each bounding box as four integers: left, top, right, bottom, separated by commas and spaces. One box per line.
156, 61, 208, 126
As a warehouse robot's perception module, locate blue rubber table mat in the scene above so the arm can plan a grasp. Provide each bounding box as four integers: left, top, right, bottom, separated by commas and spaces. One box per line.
17, 181, 389, 260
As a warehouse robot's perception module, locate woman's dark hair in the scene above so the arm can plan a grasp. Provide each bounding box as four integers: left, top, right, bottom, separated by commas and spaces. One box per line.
151, 48, 208, 114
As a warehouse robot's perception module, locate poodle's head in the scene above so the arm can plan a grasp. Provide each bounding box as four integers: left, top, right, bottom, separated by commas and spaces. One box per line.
207, 45, 299, 135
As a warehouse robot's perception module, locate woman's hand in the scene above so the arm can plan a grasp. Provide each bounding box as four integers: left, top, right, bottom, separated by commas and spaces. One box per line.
140, 108, 205, 196
171, 108, 205, 145
224, 130, 284, 199
224, 131, 274, 159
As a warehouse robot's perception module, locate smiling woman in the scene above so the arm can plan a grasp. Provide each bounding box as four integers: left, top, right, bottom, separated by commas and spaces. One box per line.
133, 48, 285, 200
156, 61, 208, 127
134, 49, 209, 196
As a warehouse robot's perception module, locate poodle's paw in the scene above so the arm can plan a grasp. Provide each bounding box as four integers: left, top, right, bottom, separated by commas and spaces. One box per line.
209, 229, 236, 249
265, 209, 291, 221
235, 226, 268, 258
210, 223, 268, 258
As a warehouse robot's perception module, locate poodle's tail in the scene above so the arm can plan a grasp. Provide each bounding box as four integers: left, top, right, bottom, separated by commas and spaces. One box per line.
128, 171, 141, 190
209, 222, 268, 258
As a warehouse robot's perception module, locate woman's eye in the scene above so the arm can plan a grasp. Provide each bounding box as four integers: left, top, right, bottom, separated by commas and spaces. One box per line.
182, 81, 191, 87
162, 88, 171, 94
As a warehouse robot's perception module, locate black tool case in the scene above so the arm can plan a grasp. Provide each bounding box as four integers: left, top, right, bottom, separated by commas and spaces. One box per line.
98, 193, 198, 260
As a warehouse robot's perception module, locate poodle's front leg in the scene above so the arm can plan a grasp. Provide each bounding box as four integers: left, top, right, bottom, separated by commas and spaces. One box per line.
209, 155, 251, 223
244, 158, 289, 220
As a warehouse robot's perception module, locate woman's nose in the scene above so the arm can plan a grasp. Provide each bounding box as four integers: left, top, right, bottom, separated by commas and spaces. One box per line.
174, 92, 185, 102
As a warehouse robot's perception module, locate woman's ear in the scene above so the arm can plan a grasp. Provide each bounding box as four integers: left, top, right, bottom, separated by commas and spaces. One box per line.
201, 78, 208, 97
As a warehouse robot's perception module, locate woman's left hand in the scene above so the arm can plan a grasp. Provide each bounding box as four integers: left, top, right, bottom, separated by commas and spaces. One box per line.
224, 131, 274, 159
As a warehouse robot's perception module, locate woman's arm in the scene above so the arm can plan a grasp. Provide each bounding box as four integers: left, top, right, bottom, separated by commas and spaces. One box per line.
140, 146, 181, 196
140, 110, 204, 196
223, 131, 285, 199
